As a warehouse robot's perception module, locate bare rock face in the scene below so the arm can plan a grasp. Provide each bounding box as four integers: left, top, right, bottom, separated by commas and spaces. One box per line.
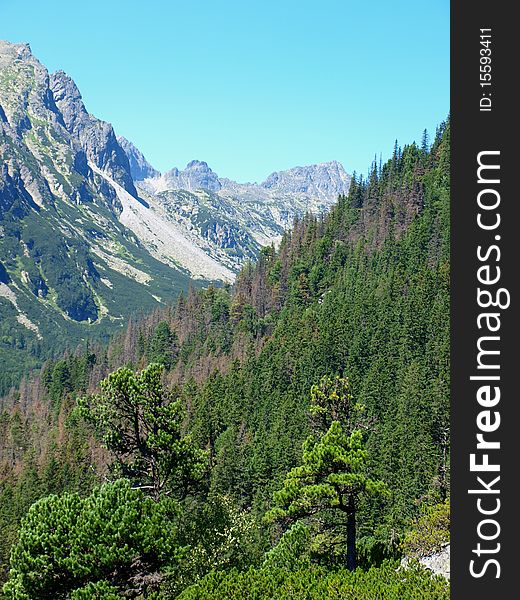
0, 41, 63, 136
401, 543, 450, 580
162, 160, 222, 193
49, 70, 137, 197
0, 41, 136, 207
47, 69, 85, 133
117, 135, 160, 181
261, 160, 351, 200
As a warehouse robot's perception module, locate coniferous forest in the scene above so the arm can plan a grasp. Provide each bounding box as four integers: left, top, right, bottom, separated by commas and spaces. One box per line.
0, 121, 450, 598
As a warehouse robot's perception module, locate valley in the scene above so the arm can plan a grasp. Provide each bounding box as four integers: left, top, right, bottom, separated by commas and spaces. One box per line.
0, 40, 349, 392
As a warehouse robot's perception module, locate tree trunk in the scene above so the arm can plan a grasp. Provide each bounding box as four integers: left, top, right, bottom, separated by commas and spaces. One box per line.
346, 499, 356, 571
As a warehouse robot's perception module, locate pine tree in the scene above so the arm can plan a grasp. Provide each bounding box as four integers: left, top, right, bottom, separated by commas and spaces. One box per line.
265, 378, 388, 570
3, 480, 185, 598
78, 364, 207, 500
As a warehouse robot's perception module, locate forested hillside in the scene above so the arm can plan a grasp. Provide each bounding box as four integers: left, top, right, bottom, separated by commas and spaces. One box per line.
0, 121, 450, 598
0, 40, 353, 396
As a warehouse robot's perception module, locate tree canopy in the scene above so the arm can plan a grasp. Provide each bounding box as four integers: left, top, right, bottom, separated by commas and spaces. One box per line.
78, 364, 208, 501
266, 377, 388, 570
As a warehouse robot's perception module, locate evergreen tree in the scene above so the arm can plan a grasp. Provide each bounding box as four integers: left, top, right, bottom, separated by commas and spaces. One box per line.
3, 480, 185, 599
266, 379, 388, 570
148, 321, 178, 369
78, 364, 207, 500
421, 128, 430, 154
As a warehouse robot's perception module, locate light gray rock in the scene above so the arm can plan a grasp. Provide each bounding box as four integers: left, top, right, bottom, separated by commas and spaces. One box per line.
49, 70, 137, 197
48, 70, 85, 133
261, 160, 351, 200
420, 543, 450, 579
162, 160, 222, 193
401, 543, 450, 580
0, 41, 63, 134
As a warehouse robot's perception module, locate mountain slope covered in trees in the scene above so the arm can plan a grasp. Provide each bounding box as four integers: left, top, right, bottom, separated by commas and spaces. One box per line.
0, 40, 351, 394
0, 121, 450, 597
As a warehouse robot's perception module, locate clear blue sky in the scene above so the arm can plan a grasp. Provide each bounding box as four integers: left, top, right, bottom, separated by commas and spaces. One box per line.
1, 0, 449, 182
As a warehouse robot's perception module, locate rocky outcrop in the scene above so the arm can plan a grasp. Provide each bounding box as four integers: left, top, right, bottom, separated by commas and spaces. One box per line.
0, 40, 136, 208
117, 135, 160, 181
261, 160, 351, 200
49, 70, 137, 197
420, 543, 450, 579
401, 543, 450, 580
158, 160, 222, 193
0, 42, 62, 137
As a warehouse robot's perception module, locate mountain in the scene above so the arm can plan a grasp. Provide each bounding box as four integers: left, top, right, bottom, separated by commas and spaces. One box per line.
116, 135, 159, 181
131, 158, 351, 269
129, 156, 351, 203
49, 70, 138, 197
156, 160, 222, 193
260, 160, 351, 198
0, 41, 205, 391
0, 39, 350, 391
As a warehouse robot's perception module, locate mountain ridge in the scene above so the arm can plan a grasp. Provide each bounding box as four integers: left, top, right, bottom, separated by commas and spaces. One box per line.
0, 40, 202, 391
0, 38, 349, 391
127, 152, 351, 265
119, 142, 351, 202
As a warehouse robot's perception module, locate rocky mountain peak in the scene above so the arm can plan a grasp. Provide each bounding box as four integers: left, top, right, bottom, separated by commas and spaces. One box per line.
261, 161, 351, 199
0, 40, 56, 134
159, 160, 221, 192
186, 159, 209, 170
117, 135, 160, 181
1, 38, 137, 209
183, 160, 221, 190
0, 40, 33, 63
49, 70, 87, 134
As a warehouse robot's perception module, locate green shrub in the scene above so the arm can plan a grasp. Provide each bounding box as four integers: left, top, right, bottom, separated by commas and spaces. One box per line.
176, 562, 450, 600
3, 480, 185, 599
262, 522, 311, 571
402, 499, 450, 557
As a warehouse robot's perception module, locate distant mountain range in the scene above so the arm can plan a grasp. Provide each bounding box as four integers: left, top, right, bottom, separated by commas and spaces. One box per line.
118, 149, 351, 278
0, 39, 350, 387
